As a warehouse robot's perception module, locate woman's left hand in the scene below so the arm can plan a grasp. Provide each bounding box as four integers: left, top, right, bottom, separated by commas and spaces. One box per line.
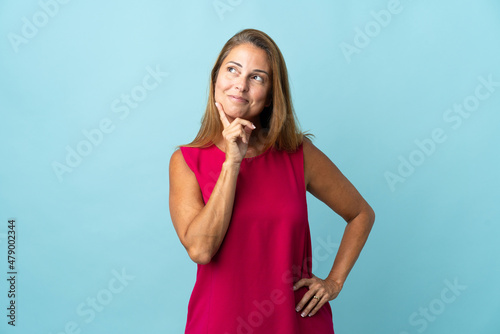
293, 274, 342, 317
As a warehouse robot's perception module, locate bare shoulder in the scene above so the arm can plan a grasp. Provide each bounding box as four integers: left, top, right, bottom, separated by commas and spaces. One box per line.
169, 147, 201, 190
169, 147, 194, 177
169, 147, 202, 209
302, 137, 368, 223
302, 136, 328, 161
169, 148, 185, 169
302, 137, 336, 192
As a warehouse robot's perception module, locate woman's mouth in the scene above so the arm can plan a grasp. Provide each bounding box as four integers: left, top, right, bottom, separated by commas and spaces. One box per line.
228, 95, 248, 103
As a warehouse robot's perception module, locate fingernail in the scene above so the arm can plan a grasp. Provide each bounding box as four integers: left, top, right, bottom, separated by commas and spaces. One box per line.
301, 312, 306, 317
293, 286, 297, 291
295, 307, 300, 312
251, 123, 256, 129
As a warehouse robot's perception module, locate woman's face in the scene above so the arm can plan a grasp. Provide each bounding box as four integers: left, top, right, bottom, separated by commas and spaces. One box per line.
214, 43, 272, 124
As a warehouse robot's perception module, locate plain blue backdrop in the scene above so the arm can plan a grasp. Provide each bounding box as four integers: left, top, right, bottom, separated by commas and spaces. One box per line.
1, 0, 499, 333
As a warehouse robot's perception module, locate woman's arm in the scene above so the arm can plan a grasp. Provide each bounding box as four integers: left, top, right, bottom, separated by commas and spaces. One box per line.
293, 137, 375, 317
169, 102, 255, 265
169, 150, 241, 264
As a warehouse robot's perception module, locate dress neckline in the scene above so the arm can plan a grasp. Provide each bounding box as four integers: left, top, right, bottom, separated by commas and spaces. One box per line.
212, 142, 272, 160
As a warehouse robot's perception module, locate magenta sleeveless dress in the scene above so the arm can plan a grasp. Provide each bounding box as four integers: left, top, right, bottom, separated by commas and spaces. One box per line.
180, 142, 335, 334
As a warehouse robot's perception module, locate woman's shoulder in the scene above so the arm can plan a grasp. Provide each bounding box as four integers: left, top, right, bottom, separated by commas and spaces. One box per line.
302, 137, 334, 165
301, 136, 317, 158
171, 143, 216, 157
170, 145, 198, 168
170, 143, 221, 172
301, 137, 338, 188
169, 147, 187, 171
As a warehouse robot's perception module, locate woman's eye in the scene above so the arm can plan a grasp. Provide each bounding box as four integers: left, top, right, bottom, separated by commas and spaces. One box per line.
228, 67, 236, 73
252, 75, 263, 82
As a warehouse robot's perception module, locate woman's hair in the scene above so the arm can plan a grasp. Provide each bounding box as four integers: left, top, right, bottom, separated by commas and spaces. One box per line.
179, 28, 313, 152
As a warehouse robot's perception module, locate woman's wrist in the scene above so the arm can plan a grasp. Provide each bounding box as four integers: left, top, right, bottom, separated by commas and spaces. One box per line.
222, 159, 241, 170
325, 276, 345, 290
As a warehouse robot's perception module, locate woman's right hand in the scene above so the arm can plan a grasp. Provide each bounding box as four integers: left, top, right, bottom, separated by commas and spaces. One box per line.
216, 102, 256, 164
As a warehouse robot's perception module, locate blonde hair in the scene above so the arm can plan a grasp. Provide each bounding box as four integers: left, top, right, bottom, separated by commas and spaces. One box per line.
179, 28, 313, 152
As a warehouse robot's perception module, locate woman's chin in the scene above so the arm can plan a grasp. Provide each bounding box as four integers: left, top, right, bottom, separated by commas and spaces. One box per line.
225, 109, 246, 120
226, 108, 261, 120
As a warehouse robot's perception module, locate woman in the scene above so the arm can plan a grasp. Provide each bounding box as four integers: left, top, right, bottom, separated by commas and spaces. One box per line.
169, 28, 375, 333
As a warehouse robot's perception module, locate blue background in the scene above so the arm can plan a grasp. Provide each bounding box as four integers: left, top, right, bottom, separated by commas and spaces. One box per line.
1, 0, 499, 333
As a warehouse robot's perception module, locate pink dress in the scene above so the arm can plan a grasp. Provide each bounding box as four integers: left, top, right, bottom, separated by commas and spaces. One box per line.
180, 142, 335, 334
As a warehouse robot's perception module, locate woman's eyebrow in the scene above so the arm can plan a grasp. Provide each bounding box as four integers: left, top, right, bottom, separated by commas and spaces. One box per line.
227, 61, 269, 76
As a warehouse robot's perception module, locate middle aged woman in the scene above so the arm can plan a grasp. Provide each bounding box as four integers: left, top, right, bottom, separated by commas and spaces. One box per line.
169, 28, 375, 333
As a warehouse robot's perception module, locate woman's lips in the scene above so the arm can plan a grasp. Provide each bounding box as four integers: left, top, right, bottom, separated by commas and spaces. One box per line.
228, 95, 248, 103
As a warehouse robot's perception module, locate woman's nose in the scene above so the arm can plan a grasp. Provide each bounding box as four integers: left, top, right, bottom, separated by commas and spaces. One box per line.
234, 77, 248, 92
